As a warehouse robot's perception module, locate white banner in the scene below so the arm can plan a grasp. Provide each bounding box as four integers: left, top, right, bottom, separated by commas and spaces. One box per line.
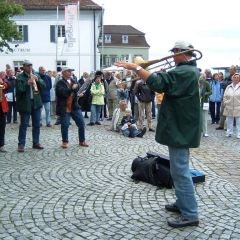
57, 37, 65, 56
65, 5, 79, 53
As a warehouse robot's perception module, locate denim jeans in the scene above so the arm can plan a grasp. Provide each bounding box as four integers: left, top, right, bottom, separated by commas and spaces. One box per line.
90, 104, 102, 123
60, 109, 85, 143
168, 146, 198, 219
40, 102, 51, 125
122, 127, 140, 137
18, 102, 41, 146
7, 101, 17, 123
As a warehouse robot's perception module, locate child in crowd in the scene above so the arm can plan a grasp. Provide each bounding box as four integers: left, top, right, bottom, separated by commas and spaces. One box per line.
121, 109, 146, 138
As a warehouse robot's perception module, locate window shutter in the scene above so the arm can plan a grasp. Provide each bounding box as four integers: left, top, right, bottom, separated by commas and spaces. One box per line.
50, 25, 56, 42
23, 25, 28, 42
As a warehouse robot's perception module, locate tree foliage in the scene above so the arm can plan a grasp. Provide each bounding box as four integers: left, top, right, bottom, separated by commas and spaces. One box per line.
0, 2, 25, 52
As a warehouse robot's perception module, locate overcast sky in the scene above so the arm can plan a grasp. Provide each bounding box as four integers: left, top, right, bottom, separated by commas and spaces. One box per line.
92, 0, 240, 71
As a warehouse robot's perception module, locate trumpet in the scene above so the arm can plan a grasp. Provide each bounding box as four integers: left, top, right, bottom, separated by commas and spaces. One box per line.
0, 84, 5, 103
116, 49, 202, 86
30, 71, 39, 94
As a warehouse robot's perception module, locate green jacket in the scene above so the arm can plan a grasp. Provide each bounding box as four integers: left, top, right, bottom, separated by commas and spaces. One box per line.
16, 71, 46, 113
91, 83, 105, 105
147, 61, 201, 148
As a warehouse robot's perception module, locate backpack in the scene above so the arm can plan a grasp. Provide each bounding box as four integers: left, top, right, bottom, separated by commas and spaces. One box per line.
131, 154, 173, 189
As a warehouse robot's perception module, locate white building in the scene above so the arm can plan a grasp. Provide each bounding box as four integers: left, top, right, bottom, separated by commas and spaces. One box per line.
2, 0, 103, 78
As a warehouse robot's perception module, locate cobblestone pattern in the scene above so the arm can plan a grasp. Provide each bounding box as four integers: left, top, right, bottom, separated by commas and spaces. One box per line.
0, 118, 240, 240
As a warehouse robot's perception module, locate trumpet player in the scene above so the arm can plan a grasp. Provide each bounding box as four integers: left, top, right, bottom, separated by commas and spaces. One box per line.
16, 60, 46, 152
115, 40, 201, 228
0, 74, 8, 152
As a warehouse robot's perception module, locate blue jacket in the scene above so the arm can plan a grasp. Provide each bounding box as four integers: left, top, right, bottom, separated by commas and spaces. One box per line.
209, 80, 223, 102
40, 74, 52, 102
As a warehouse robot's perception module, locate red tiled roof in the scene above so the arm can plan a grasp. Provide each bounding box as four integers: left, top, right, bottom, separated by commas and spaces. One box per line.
6, 0, 102, 10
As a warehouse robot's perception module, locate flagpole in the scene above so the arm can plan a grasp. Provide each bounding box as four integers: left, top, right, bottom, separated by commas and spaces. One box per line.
78, 1, 80, 73
55, 5, 59, 71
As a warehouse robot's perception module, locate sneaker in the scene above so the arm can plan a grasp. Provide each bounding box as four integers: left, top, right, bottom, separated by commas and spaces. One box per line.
167, 215, 199, 228
129, 126, 135, 138
165, 203, 181, 213
47, 123, 52, 127
203, 134, 209, 137
87, 122, 95, 126
139, 127, 147, 138
62, 142, 68, 148
95, 122, 101, 125
0, 146, 7, 152
54, 121, 60, 125
216, 126, 224, 130
107, 118, 112, 121
225, 134, 232, 137
84, 115, 89, 118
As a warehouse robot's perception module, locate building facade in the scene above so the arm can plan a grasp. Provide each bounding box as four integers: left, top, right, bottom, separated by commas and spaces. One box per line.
2, 0, 102, 78
99, 25, 150, 68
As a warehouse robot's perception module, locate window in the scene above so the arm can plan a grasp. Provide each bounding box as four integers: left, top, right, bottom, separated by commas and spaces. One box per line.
13, 61, 24, 72
57, 60, 67, 72
105, 35, 111, 43
9, 25, 28, 42
109, 55, 117, 65
122, 35, 128, 44
50, 25, 66, 42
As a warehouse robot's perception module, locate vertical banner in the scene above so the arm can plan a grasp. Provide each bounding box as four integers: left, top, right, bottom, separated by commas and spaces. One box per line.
65, 5, 79, 53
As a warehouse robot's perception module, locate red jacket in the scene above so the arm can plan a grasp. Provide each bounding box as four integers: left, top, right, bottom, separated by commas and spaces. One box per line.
1, 81, 9, 113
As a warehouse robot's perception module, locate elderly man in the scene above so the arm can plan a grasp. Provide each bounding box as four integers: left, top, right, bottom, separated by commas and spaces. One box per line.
55, 67, 89, 148
107, 72, 120, 121
39, 66, 52, 127
115, 40, 201, 228
16, 59, 46, 152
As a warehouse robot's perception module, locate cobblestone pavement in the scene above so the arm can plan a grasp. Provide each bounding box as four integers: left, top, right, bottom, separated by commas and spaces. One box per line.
1, 116, 240, 240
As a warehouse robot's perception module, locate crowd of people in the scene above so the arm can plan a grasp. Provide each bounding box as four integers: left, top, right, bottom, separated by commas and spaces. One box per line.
1, 40, 240, 228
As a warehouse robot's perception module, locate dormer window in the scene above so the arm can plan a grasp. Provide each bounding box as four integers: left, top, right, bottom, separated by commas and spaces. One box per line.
105, 35, 111, 43
122, 35, 128, 43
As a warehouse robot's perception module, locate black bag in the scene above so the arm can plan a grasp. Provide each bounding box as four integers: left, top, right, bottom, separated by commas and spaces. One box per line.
131, 155, 173, 189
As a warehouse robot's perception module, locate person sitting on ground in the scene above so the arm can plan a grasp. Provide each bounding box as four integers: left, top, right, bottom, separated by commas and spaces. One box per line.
120, 109, 146, 138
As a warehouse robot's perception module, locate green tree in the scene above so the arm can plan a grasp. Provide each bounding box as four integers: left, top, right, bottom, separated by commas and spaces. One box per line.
0, 1, 25, 52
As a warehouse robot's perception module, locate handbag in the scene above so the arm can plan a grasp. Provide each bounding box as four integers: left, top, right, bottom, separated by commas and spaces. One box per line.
203, 102, 209, 110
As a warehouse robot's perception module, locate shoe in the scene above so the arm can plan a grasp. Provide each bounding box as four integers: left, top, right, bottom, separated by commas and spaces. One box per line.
216, 126, 224, 130
84, 115, 89, 118
18, 146, 24, 152
0, 146, 7, 152
167, 215, 199, 228
32, 144, 44, 149
79, 142, 89, 147
95, 122, 101, 125
100, 118, 103, 121
104, 116, 108, 118
165, 203, 181, 213
139, 127, 147, 138
69, 122, 72, 125
129, 127, 135, 138
62, 142, 68, 148
237, 135, 240, 139
149, 128, 155, 132
6, 122, 10, 124
87, 122, 95, 126
203, 134, 209, 137
14, 121, 18, 124
47, 123, 52, 127
225, 134, 232, 137
54, 121, 60, 125
28, 124, 31, 127
107, 118, 112, 121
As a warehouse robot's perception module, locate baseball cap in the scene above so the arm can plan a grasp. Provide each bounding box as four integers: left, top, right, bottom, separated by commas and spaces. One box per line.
23, 59, 32, 65
62, 67, 74, 73
169, 40, 194, 52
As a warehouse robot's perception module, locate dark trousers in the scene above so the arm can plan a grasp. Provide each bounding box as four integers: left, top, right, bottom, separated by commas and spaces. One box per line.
209, 101, 221, 123
0, 106, 6, 147
7, 101, 17, 123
